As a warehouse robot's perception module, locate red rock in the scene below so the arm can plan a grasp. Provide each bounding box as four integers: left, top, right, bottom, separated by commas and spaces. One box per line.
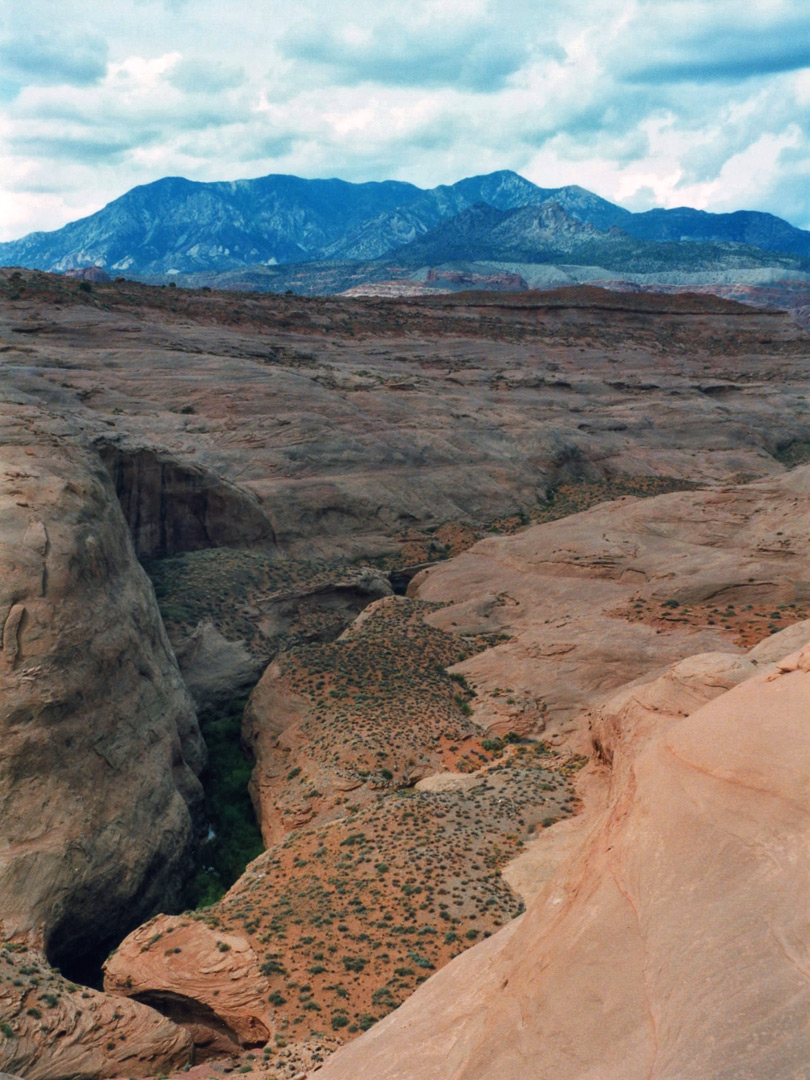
0, 946, 191, 1079
103, 916, 274, 1051
309, 636, 810, 1079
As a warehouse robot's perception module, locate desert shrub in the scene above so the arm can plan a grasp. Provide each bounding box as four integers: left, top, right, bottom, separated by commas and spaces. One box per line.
342, 956, 365, 972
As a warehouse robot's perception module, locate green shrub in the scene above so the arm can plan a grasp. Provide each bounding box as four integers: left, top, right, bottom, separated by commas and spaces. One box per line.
342, 956, 365, 972
184, 697, 263, 907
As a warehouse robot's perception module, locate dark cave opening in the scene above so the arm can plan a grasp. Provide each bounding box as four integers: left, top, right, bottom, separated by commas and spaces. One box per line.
132, 990, 253, 1048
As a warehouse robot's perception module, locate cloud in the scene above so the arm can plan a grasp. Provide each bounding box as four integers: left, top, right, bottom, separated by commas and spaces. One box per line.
4, 0, 810, 240
280, 17, 528, 91
619, 4, 810, 84
628, 36, 810, 84
0, 31, 108, 98
167, 58, 245, 94
8, 133, 148, 162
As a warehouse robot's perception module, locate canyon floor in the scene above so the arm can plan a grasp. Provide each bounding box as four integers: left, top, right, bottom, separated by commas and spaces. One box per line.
0, 270, 808, 1078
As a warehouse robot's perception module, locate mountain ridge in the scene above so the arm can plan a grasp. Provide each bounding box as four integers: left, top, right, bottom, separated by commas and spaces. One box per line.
3, 168, 810, 286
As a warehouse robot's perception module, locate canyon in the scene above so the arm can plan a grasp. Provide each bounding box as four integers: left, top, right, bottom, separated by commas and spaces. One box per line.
0, 268, 808, 1077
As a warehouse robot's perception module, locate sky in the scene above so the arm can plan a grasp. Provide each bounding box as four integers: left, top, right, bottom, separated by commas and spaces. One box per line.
2, 0, 810, 240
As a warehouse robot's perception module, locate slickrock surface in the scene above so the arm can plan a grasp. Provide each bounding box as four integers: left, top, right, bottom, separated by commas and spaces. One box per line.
0, 945, 192, 1079
108, 467, 809, 1069
309, 636, 810, 1080
0, 401, 204, 974
241, 466, 810, 879
3, 274, 810, 1078
104, 915, 274, 1048
414, 464, 810, 738
4, 271, 810, 715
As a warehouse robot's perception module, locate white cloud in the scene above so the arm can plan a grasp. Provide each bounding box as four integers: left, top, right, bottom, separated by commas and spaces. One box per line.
2, 0, 810, 240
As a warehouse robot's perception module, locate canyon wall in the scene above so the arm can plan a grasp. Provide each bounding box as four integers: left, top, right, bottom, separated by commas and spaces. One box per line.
0, 401, 205, 981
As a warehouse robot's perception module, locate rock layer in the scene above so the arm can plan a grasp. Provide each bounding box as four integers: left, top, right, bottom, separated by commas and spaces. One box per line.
414, 465, 810, 738
103, 915, 274, 1050
98, 442, 276, 558
0, 945, 192, 1079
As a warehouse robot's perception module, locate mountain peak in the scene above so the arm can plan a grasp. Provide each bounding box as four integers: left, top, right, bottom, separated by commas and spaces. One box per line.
1, 169, 809, 282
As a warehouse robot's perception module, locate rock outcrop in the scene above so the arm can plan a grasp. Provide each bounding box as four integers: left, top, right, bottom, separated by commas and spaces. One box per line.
5, 274, 810, 570
174, 619, 265, 708
413, 465, 810, 738
103, 915, 274, 1051
98, 443, 276, 559
0, 945, 192, 1079
0, 402, 205, 980
309, 635, 810, 1080
3, 276, 810, 1079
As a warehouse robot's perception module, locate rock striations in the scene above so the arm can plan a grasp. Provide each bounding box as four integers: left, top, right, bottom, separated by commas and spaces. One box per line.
0, 945, 192, 1080
97, 468, 810, 1076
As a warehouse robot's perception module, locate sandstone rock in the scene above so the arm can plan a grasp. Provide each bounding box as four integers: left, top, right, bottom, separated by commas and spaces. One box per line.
174, 619, 264, 708
414, 772, 480, 793
63, 267, 110, 282
5, 280, 810, 571
415, 466, 810, 741
0, 945, 192, 1079
0, 403, 204, 977
97, 442, 276, 559
309, 634, 810, 1080
4, 277, 810, 1078
103, 915, 273, 1050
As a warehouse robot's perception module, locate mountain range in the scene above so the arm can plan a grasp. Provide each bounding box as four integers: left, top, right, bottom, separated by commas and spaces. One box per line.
3, 169, 810, 291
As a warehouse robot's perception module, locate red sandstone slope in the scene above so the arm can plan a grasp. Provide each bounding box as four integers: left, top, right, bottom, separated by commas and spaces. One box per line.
310, 640, 810, 1080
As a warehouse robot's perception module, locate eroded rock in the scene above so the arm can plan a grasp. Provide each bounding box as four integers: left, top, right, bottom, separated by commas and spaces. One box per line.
0, 404, 205, 980
414, 466, 810, 739
0, 945, 192, 1079
309, 635, 810, 1080
97, 442, 276, 559
103, 915, 273, 1051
